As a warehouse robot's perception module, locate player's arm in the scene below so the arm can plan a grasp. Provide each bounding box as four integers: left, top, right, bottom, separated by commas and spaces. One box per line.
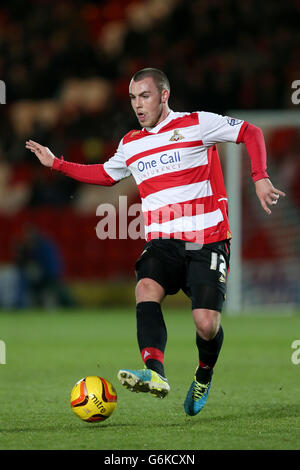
237, 124, 286, 215
25, 139, 129, 186
198, 112, 286, 215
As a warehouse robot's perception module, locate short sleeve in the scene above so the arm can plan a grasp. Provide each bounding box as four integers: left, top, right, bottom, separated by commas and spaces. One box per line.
197, 111, 245, 146
103, 140, 131, 182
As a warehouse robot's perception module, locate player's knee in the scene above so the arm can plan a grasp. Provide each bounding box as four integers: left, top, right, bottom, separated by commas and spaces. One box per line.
193, 309, 220, 341
135, 278, 165, 304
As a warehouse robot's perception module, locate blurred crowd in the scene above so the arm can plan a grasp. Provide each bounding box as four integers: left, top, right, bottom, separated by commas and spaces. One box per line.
0, 0, 299, 214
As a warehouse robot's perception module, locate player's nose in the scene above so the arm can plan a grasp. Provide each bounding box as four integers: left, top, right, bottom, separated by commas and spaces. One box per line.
135, 96, 143, 108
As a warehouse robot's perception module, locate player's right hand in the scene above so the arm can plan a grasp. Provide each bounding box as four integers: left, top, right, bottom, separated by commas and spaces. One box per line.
25, 140, 55, 168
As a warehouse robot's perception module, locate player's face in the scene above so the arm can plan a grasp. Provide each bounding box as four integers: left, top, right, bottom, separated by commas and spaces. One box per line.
129, 77, 168, 128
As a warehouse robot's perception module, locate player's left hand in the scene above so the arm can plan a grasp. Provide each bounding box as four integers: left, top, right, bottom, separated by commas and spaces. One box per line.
255, 178, 286, 215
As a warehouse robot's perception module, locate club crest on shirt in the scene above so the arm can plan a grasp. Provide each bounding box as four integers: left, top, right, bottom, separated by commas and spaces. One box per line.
169, 129, 184, 141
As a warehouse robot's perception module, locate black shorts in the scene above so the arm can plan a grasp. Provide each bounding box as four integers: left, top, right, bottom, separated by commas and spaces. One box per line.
135, 238, 230, 312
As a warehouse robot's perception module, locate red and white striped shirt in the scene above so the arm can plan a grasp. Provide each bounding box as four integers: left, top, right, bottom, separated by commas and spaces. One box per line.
53, 110, 268, 245
103, 110, 245, 244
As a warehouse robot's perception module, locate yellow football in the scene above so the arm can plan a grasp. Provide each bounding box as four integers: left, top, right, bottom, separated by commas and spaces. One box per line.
70, 376, 117, 422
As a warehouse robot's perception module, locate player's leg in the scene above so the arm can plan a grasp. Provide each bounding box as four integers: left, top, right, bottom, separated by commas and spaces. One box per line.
184, 306, 224, 416
118, 240, 183, 398
192, 308, 223, 385
135, 276, 165, 303
118, 277, 170, 398
135, 277, 167, 377
183, 241, 229, 416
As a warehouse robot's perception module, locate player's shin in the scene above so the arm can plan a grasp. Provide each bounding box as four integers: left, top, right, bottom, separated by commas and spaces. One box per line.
195, 326, 224, 383
136, 301, 167, 378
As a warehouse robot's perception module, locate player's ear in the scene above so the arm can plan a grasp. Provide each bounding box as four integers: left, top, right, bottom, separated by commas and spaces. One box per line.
161, 89, 169, 104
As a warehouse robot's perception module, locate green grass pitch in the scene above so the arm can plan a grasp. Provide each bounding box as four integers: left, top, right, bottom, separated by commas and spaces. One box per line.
0, 308, 299, 450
